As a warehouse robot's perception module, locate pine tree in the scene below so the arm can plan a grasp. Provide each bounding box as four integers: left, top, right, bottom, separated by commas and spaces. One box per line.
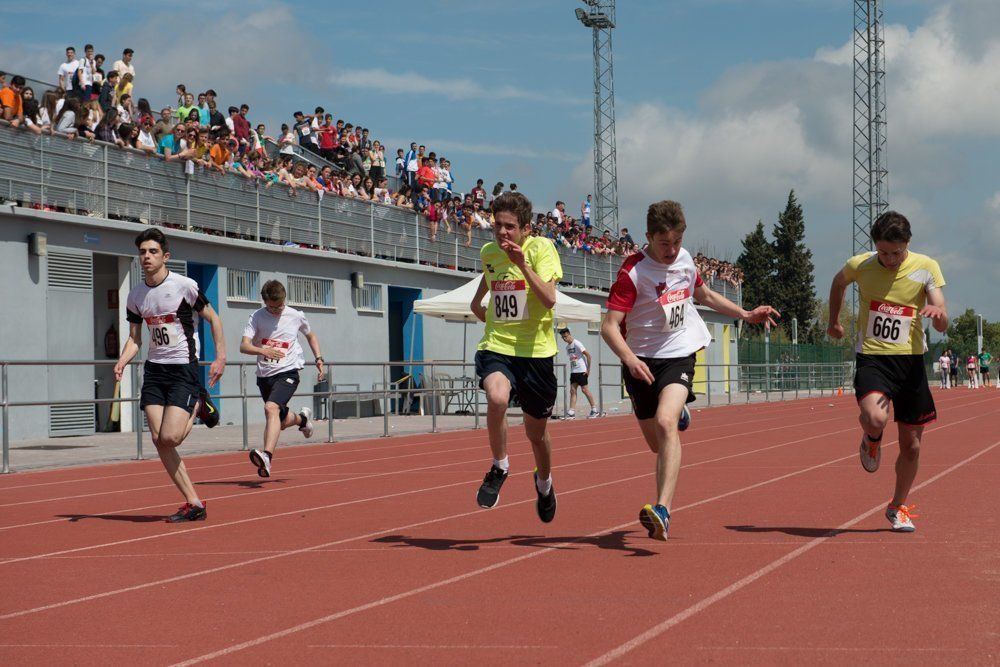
736, 220, 776, 331
771, 190, 817, 341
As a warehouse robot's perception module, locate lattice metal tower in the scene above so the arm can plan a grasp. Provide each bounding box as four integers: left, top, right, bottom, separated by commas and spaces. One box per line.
853, 0, 888, 257
576, 1, 619, 235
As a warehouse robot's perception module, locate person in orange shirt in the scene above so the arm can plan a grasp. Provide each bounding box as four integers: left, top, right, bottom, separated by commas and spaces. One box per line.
417, 157, 437, 190
208, 133, 232, 174
0, 75, 25, 126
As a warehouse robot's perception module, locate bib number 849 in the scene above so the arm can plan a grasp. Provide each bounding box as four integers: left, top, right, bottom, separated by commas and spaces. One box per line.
494, 294, 519, 319
870, 315, 901, 342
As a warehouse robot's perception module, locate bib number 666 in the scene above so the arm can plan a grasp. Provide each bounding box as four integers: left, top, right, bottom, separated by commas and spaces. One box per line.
870, 315, 901, 342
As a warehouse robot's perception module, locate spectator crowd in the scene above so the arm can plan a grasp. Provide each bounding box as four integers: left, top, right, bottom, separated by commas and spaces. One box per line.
0, 44, 742, 284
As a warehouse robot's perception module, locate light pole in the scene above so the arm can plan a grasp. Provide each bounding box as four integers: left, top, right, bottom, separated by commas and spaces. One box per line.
977, 313, 983, 355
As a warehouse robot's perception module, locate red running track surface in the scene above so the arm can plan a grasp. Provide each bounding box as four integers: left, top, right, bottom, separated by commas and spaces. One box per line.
0, 389, 997, 665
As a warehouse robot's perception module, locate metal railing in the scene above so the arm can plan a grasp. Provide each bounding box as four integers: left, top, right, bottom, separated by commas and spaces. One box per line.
0, 124, 741, 301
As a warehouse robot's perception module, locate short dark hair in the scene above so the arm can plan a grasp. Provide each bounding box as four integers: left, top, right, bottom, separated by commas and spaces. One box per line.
66, 46, 76, 52
123, 48, 134, 56
261, 280, 286, 302
558, 327, 570, 335
646, 200, 687, 235
870, 210, 912, 244
491, 192, 534, 228
177, 84, 186, 91
11, 75, 25, 87
205, 89, 217, 96
85, 44, 94, 51
228, 106, 238, 114
135, 227, 169, 253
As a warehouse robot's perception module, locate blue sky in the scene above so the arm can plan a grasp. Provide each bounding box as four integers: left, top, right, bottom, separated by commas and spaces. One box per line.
3, 0, 998, 323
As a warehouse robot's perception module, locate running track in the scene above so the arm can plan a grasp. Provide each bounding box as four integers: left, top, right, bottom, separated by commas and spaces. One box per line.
0, 390, 997, 665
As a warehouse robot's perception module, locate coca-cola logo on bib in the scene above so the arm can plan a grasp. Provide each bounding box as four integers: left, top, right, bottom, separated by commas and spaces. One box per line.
144, 314, 176, 325
870, 301, 914, 316
492, 280, 525, 292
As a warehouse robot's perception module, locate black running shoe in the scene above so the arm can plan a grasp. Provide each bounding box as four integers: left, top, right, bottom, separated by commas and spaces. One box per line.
197, 389, 219, 428
534, 471, 556, 523
476, 465, 508, 508
166, 502, 207, 523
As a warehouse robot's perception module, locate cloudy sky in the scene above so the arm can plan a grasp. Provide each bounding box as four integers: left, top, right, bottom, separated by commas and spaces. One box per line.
3, 0, 997, 322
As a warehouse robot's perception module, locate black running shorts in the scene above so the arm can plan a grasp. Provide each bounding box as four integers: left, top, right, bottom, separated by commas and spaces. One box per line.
140, 361, 201, 414
475, 350, 557, 419
622, 354, 696, 420
854, 354, 936, 425
570, 372, 589, 387
257, 370, 300, 421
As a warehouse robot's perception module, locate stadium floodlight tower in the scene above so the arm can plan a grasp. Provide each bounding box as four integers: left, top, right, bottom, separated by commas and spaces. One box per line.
852, 0, 888, 317
575, 1, 620, 236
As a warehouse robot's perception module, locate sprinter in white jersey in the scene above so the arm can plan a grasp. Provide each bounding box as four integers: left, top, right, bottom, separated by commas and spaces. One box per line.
240, 279, 325, 478
602, 201, 779, 540
115, 228, 226, 523
558, 327, 598, 419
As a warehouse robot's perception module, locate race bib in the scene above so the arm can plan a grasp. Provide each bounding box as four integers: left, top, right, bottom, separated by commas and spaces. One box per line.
145, 314, 178, 348
659, 287, 690, 333
491, 280, 528, 321
866, 301, 914, 344
261, 338, 290, 365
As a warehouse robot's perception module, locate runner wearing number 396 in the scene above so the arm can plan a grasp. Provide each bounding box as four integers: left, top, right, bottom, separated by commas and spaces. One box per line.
827, 211, 948, 532
470, 192, 562, 523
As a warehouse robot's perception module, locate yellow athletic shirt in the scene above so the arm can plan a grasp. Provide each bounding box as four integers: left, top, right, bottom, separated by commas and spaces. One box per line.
842, 251, 945, 355
478, 236, 563, 358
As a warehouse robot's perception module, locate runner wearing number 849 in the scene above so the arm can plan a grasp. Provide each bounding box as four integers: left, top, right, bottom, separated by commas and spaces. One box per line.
827, 211, 948, 532
470, 191, 562, 523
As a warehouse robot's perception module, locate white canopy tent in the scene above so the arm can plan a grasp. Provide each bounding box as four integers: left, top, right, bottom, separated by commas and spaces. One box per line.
414, 276, 603, 362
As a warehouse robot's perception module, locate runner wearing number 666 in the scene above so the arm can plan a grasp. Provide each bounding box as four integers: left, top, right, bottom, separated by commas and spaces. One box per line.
827, 211, 948, 533
469, 192, 562, 523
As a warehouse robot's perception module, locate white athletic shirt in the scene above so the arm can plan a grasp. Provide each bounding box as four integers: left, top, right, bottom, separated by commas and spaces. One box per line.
126, 272, 208, 364
606, 247, 712, 359
938, 355, 950, 370
243, 306, 312, 377
566, 340, 588, 374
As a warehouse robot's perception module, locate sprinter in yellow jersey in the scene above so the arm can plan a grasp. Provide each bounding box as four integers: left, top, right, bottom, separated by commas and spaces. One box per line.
470, 192, 562, 522
827, 211, 948, 532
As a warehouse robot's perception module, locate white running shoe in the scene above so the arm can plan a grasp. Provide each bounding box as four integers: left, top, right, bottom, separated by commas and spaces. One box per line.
588, 409, 600, 418
859, 433, 881, 473
565, 410, 576, 420
299, 407, 314, 438
249, 449, 272, 478
886, 504, 917, 532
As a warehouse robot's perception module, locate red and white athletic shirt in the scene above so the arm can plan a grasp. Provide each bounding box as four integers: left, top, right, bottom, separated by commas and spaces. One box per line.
606, 248, 712, 359
243, 306, 312, 378
126, 272, 209, 364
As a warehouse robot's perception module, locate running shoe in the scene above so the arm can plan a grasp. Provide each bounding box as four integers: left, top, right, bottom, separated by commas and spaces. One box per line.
588, 408, 600, 418
534, 470, 557, 523
299, 406, 314, 438
476, 464, 508, 508
565, 410, 576, 420
886, 503, 917, 532
639, 503, 670, 541
197, 389, 219, 428
167, 502, 207, 523
859, 433, 881, 473
249, 449, 271, 478
678, 405, 691, 432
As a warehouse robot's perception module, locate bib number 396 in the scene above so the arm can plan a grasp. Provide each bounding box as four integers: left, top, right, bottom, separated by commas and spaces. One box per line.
866, 300, 914, 344
491, 280, 528, 321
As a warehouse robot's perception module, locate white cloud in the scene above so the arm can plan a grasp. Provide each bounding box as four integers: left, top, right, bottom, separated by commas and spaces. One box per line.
571, 0, 1000, 317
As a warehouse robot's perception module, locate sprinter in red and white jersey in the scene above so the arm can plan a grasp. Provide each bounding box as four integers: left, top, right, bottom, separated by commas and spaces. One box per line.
602, 201, 778, 541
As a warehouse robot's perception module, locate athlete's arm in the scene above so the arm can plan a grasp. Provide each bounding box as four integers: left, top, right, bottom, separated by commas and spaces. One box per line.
240, 336, 285, 360
470, 275, 489, 322
113, 322, 143, 381
304, 331, 327, 381
500, 240, 557, 309
921, 288, 948, 333
826, 269, 852, 339
583, 348, 592, 376
694, 283, 779, 327
601, 309, 654, 385
200, 304, 226, 388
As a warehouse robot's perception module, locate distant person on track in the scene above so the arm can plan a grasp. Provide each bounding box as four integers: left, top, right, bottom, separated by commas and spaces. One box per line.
240, 280, 325, 478
114, 228, 225, 523
827, 211, 948, 532
937, 350, 951, 388
948, 349, 959, 388
978, 350, 992, 388
966, 354, 979, 389
470, 191, 562, 523
559, 327, 599, 419
601, 200, 779, 541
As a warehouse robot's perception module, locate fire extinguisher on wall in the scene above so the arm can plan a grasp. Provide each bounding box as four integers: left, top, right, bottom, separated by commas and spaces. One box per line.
104, 324, 119, 359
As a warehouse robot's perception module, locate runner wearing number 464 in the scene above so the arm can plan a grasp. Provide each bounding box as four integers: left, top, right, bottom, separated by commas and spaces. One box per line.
827, 211, 948, 533
602, 200, 779, 541
115, 228, 226, 523
470, 191, 561, 523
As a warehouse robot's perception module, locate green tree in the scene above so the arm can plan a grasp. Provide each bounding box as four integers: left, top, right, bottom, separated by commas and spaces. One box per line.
736, 220, 775, 335
945, 309, 979, 357
771, 190, 818, 342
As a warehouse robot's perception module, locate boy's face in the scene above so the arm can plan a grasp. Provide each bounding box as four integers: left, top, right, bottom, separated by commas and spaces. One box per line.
560, 332, 572, 343
874, 240, 908, 271
264, 299, 285, 316
645, 229, 684, 265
